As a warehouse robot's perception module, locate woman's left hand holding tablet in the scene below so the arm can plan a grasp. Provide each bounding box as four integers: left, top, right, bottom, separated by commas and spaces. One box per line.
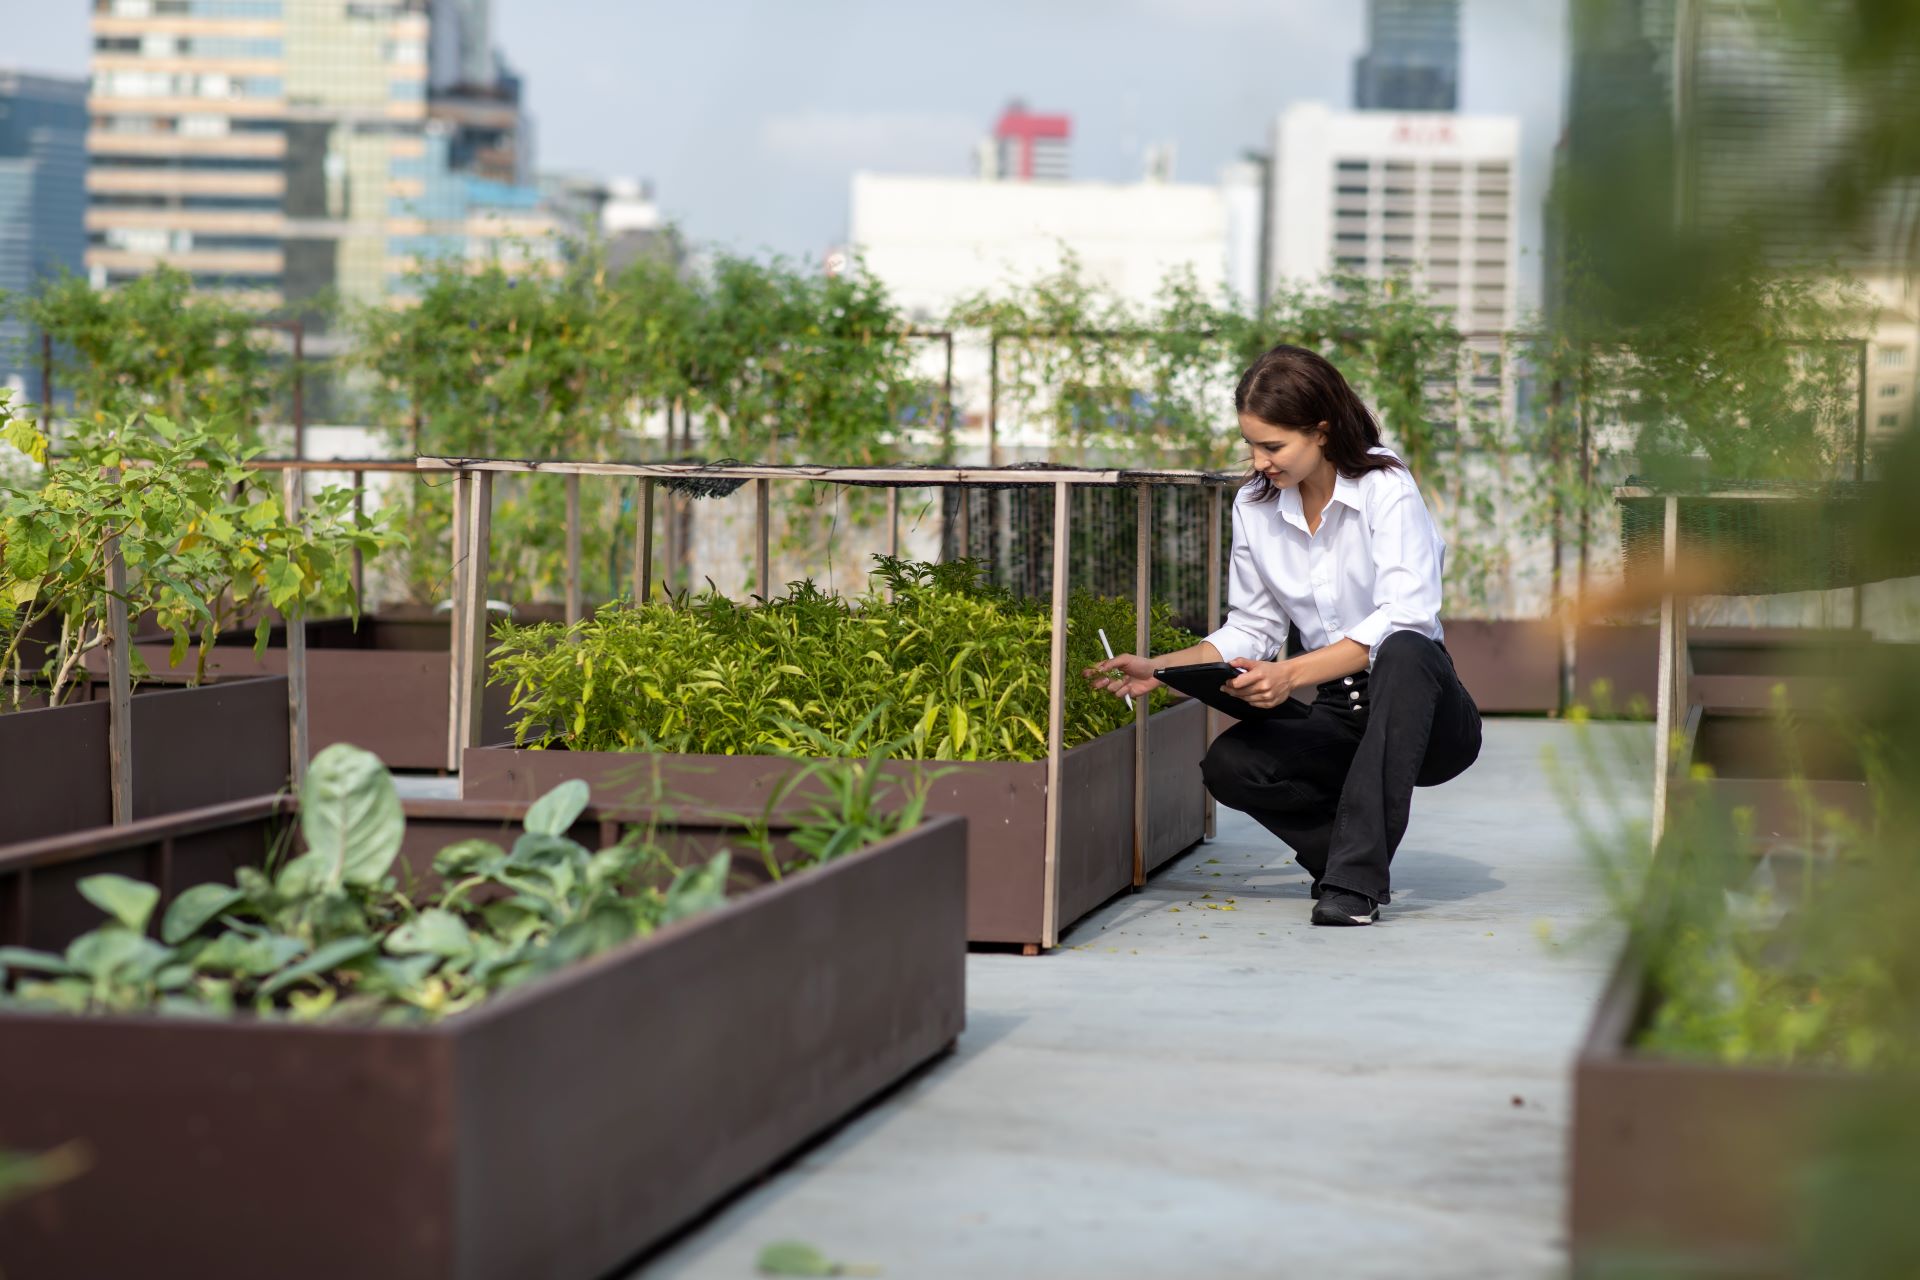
1225, 657, 1296, 708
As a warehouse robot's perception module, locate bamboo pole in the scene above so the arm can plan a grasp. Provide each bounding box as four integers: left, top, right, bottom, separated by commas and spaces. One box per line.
755, 478, 771, 601
104, 524, 133, 826
1652, 495, 1680, 847
564, 472, 582, 624
350, 469, 366, 610
282, 469, 310, 787
1203, 484, 1223, 840
634, 478, 654, 603
1132, 481, 1151, 888
457, 472, 494, 762
1041, 480, 1071, 950
445, 472, 470, 773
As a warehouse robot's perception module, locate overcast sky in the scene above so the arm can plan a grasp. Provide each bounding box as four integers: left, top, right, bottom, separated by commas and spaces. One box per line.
8, 0, 1566, 306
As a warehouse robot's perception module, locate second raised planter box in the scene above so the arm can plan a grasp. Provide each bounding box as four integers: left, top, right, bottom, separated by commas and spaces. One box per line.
462, 697, 1210, 949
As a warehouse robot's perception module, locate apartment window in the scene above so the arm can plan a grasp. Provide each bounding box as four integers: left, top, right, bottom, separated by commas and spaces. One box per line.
1336, 159, 1370, 173
390, 80, 425, 102
1335, 255, 1367, 268
179, 114, 229, 138
1879, 413, 1902, 427
1335, 184, 1368, 196
93, 36, 141, 53
1879, 347, 1909, 369
1879, 383, 1904, 398
1383, 209, 1412, 220
1335, 232, 1367, 244
1383, 233, 1412, 245
1384, 185, 1415, 197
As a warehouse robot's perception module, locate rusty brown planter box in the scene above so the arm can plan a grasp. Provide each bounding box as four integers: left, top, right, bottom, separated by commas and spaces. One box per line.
462, 697, 1209, 949
1570, 950, 1865, 1277
0, 795, 966, 1280
0, 675, 290, 846
128, 611, 518, 770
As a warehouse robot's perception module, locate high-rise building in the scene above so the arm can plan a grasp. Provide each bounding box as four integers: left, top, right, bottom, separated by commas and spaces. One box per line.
1558, 0, 1918, 445
84, 0, 557, 321
1269, 102, 1520, 334
0, 71, 87, 397
1353, 0, 1461, 112
984, 101, 1070, 182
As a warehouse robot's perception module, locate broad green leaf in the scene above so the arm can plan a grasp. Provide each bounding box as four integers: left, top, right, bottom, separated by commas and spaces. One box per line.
192, 931, 306, 976
295, 743, 404, 891
65, 929, 170, 985
386, 908, 474, 962
78, 874, 161, 932
523, 779, 590, 838
661, 852, 731, 925
257, 936, 377, 1001
161, 884, 246, 945
434, 838, 505, 878
0, 946, 73, 978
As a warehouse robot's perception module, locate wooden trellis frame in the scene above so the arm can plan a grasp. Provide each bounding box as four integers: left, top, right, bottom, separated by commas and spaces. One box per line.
418, 456, 1241, 945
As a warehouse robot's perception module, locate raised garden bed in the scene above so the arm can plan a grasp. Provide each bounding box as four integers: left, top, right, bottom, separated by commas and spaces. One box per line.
1684, 707, 1872, 846
127, 609, 533, 771
463, 696, 1209, 949
0, 675, 290, 846
0, 792, 966, 1280
1570, 948, 1866, 1277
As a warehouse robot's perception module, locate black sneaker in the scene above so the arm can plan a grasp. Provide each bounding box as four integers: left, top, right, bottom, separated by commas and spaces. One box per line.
1311, 886, 1378, 926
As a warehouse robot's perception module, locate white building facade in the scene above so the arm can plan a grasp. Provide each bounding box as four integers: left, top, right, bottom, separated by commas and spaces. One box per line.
1270, 102, 1521, 333
849, 173, 1230, 325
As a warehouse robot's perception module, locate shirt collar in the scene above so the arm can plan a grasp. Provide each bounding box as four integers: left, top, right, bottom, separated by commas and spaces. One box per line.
1275, 471, 1364, 533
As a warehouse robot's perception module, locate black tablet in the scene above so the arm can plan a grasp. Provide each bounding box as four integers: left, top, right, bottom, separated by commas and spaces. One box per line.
1153, 662, 1303, 722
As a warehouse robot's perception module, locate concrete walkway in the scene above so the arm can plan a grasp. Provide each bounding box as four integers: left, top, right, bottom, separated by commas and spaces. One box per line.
632, 718, 1644, 1280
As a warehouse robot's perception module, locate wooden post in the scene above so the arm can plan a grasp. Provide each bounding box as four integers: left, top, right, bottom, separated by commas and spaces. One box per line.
1041, 480, 1072, 949
634, 479, 655, 603
282, 469, 309, 785
565, 472, 583, 624
1132, 481, 1151, 887
350, 469, 366, 610
887, 485, 900, 561
288, 318, 305, 462
754, 478, 771, 601
458, 471, 494, 762
1203, 483, 1223, 840
104, 523, 133, 826
445, 471, 469, 772
1652, 495, 1681, 848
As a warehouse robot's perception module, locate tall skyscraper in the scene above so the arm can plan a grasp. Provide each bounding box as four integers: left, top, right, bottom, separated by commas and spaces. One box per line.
1270, 102, 1519, 334
1353, 0, 1462, 112
85, 0, 556, 322
0, 71, 86, 397
1558, 0, 1918, 444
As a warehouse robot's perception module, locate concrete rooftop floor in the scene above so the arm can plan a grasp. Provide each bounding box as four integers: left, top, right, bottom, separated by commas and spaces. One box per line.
623, 718, 1646, 1280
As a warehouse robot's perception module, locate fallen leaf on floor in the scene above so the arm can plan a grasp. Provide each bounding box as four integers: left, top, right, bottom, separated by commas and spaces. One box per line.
1205, 858, 1221, 865
1200, 893, 1212, 899
1168, 907, 1181, 913
756, 1241, 880, 1277
1511, 1095, 1524, 1108
1198, 934, 1210, 939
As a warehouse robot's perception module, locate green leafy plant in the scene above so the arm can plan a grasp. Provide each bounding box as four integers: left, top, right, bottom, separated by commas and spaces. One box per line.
488, 555, 1195, 761
0, 741, 918, 1024
13, 267, 277, 436
0, 414, 401, 708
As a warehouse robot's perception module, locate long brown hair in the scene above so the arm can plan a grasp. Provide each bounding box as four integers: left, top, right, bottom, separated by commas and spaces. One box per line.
1235, 343, 1403, 502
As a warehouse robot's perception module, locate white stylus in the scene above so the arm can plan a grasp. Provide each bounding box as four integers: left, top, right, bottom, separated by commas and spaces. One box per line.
1097, 627, 1133, 710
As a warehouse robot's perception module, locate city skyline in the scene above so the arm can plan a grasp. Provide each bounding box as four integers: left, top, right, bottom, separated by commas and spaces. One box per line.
7, 0, 1567, 308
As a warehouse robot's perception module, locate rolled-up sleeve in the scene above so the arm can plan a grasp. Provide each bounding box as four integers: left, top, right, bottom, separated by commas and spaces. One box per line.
1202, 501, 1289, 662
1344, 486, 1444, 670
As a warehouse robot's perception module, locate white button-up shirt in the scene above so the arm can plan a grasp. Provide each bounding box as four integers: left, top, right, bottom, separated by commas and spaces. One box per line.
1203, 449, 1446, 671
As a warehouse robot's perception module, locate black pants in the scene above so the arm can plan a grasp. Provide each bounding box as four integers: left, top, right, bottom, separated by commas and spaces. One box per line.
1199, 630, 1482, 904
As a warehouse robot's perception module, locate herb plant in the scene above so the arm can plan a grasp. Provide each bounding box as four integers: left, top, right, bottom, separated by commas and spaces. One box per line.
0, 415, 401, 708
0, 742, 917, 1024
488, 555, 1195, 761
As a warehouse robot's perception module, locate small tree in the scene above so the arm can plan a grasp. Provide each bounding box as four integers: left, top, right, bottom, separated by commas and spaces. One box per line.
0, 414, 400, 709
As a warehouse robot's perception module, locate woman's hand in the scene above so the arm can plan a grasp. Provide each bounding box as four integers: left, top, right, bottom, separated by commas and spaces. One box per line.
1225, 657, 1296, 708
1083, 652, 1161, 700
